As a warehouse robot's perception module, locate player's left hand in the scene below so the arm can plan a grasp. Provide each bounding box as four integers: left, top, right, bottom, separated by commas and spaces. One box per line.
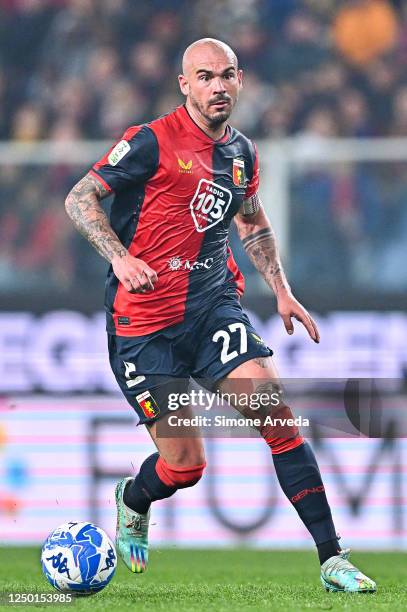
277, 292, 320, 343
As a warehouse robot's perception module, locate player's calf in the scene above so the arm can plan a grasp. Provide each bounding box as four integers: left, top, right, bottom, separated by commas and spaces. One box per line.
257, 393, 376, 591
116, 452, 206, 573
256, 394, 340, 565
155, 455, 206, 488
123, 452, 206, 514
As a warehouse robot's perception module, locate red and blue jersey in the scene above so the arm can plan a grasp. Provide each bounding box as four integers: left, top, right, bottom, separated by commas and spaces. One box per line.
91, 105, 259, 336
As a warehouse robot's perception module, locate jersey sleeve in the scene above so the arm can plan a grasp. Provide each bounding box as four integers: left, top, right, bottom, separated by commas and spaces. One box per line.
90, 125, 159, 192
245, 141, 259, 199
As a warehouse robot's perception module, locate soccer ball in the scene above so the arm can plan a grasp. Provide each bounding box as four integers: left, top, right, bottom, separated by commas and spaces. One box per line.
41, 521, 117, 595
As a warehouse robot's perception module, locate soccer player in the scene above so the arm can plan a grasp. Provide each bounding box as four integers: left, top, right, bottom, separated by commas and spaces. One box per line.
65, 38, 376, 593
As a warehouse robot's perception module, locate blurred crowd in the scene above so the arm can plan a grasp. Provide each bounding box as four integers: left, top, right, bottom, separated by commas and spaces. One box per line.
289, 160, 407, 294
1, 0, 407, 302
2, 0, 407, 141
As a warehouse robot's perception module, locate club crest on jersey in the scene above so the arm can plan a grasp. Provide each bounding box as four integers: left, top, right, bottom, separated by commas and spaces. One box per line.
178, 158, 193, 174
135, 390, 159, 420
233, 158, 246, 187
190, 179, 232, 232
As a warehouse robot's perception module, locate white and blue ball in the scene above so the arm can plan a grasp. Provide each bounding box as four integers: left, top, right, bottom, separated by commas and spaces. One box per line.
41, 521, 116, 595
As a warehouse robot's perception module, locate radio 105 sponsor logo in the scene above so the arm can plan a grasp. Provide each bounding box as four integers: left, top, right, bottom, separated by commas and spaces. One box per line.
190, 179, 232, 232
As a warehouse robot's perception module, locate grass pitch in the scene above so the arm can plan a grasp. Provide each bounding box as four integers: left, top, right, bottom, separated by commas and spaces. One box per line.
0, 548, 405, 611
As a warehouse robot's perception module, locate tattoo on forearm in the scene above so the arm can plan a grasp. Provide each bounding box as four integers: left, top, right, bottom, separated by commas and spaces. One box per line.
241, 226, 288, 295
241, 227, 272, 250
65, 173, 127, 262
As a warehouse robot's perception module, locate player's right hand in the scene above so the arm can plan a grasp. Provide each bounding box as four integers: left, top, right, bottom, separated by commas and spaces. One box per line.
112, 252, 158, 293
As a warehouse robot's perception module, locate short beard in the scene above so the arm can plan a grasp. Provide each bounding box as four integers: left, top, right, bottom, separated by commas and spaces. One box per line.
189, 93, 233, 128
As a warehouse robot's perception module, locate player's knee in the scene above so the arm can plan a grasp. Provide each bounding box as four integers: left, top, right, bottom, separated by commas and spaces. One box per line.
156, 456, 206, 489
160, 437, 205, 468
260, 403, 304, 454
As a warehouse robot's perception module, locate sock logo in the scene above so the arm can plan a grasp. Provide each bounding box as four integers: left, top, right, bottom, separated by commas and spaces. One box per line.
291, 485, 325, 503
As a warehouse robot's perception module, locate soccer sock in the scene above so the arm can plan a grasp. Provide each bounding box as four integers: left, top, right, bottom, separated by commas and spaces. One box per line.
123, 452, 177, 514
272, 441, 340, 564
316, 539, 341, 566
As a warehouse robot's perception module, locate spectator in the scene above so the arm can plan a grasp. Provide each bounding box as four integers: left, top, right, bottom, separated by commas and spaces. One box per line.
333, 0, 398, 66
11, 104, 45, 141
391, 85, 407, 135
338, 89, 372, 137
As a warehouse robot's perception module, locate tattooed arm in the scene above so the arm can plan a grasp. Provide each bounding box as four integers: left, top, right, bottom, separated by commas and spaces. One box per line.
65, 173, 157, 293
234, 195, 319, 343
65, 173, 124, 261
237, 194, 290, 298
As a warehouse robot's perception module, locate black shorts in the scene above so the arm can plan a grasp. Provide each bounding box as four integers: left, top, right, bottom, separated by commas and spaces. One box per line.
108, 289, 273, 425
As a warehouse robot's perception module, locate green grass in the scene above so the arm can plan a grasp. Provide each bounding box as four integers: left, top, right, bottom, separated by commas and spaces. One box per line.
0, 548, 405, 611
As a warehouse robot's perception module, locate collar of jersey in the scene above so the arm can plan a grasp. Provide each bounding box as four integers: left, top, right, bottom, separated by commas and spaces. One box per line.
178, 105, 231, 145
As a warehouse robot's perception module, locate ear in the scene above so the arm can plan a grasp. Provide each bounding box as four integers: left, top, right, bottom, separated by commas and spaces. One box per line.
237, 69, 243, 90
178, 74, 189, 96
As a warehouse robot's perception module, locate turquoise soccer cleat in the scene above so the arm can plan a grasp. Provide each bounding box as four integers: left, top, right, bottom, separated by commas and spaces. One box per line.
320, 549, 376, 593
115, 477, 150, 573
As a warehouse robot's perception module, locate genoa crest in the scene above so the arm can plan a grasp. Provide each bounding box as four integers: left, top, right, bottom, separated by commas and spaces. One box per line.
135, 390, 160, 419
232, 158, 246, 187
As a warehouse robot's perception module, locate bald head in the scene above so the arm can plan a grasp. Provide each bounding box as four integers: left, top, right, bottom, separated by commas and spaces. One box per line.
178, 37, 242, 134
182, 38, 238, 76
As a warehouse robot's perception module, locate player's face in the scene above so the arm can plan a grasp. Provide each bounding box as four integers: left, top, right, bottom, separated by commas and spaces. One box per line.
179, 54, 243, 127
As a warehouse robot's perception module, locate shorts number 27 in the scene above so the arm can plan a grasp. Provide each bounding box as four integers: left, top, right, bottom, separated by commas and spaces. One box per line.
212, 323, 248, 364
